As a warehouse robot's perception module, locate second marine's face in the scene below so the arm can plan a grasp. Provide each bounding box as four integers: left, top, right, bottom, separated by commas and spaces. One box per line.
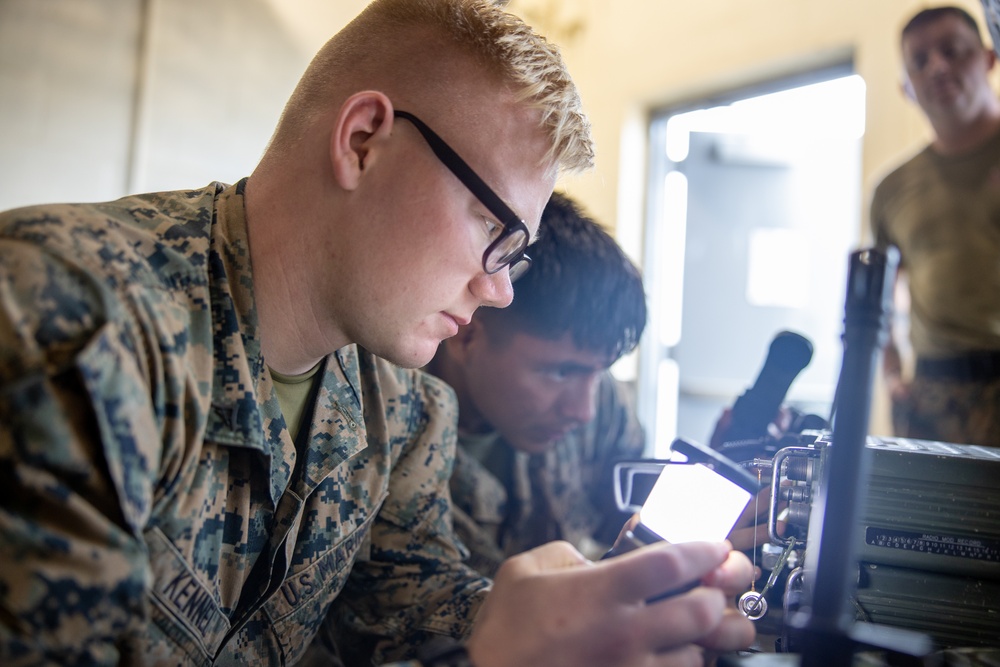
902, 14, 996, 124
459, 327, 614, 454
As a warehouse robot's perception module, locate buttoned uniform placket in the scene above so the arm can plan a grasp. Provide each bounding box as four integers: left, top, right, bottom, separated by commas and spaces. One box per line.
219, 347, 369, 652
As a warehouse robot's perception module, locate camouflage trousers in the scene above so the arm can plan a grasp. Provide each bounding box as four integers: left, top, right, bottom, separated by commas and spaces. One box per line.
892, 372, 1000, 448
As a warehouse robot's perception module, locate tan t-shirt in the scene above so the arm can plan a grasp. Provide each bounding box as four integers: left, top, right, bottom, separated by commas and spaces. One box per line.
270, 361, 324, 443
870, 129, 1000, 357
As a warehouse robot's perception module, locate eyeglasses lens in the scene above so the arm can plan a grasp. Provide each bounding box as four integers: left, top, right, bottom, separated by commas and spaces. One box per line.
485, 229, 528, 272
508, 256, 531, 282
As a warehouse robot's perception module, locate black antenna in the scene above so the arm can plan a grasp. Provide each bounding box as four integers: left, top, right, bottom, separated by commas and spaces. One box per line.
793, 247, 931, 664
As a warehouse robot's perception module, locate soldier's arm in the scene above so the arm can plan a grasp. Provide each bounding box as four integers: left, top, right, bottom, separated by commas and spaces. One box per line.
0, 240, 155, 665
329, 366, 491, 664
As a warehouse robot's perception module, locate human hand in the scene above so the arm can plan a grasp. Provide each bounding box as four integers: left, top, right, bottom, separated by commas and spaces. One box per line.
882, 340, 911, 402
885, 373, 911, 402
466, 540, 755, 667
727, 487, 784, 554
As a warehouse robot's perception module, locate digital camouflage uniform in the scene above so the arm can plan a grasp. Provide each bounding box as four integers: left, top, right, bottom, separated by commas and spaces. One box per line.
448, 374, 645, 577
0, 180, 490, 666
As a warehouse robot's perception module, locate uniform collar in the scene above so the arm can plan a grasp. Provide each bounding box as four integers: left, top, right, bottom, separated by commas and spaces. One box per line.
203, 180, 290, 503
203, 180, 368, 505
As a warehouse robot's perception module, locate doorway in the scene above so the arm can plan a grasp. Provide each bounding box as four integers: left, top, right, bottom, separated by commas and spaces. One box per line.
638, 65, 866, 457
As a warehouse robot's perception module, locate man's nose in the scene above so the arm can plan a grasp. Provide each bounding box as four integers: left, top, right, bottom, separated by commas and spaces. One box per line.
469, 268, 514, 308
925, 48, 952, 74
558, 378, 598, 425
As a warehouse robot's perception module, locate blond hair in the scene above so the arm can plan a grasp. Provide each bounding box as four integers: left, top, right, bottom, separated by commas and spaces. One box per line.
272, 0, 593, 173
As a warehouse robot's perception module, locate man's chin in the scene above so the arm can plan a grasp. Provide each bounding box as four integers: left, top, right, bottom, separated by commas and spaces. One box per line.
378, 340, 443, 370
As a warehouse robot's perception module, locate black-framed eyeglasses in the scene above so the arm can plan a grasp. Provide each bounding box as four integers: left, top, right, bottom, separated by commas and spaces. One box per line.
394, 109, 532, 282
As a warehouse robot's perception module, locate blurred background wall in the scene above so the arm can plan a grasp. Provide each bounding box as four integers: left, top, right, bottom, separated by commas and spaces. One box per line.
1, 0, 993, 445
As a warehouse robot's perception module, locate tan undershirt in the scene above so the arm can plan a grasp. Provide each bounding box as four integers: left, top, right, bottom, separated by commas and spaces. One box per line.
269, 362, 323, 444
870, 128, 1000, 357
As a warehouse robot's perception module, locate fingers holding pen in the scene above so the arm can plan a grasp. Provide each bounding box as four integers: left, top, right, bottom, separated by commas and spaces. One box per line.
697, 603, 758, 654
693, 548, 757, 651
468, 540, 755, 667
601, 540, 731, 603
611, 544, 755, 653
699, 547, 755, 597
649, 644, 708, 667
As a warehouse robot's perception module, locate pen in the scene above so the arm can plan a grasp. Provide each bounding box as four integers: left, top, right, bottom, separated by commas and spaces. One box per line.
600, 528, 700, 601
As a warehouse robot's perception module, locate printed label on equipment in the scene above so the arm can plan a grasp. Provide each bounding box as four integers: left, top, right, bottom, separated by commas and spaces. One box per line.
865, 526, 1000, 562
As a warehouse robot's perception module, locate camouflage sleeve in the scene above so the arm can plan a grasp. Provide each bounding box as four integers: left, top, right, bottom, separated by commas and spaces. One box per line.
330, 365, 491, 665
588, 374, 647, 546
0, 239, 157, 666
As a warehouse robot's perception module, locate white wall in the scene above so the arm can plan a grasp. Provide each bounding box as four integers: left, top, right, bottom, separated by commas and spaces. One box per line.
0, 0, 141, 208
0, 0, 349, 210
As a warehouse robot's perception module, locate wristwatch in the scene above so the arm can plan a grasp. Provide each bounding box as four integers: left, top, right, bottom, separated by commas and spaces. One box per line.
416, 639, 476, 667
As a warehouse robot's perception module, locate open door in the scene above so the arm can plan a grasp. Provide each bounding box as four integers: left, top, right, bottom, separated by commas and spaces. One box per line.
639, 66, 866, 456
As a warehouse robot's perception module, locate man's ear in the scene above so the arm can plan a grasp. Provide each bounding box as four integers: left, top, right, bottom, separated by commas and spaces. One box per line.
330, 91, 393, 191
